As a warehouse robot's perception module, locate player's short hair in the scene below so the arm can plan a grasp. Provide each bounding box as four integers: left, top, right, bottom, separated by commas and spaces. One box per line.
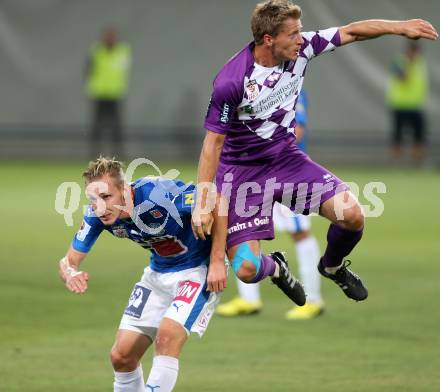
251, 0, 302, 45
82, 156, 124, 187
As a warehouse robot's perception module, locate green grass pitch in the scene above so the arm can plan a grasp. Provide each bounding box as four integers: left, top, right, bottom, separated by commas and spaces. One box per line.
1, 161, 439, 391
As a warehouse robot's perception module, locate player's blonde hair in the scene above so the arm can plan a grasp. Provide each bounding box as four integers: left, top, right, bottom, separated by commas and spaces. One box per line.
82, 156, 124, 187
251, 0, 302, 45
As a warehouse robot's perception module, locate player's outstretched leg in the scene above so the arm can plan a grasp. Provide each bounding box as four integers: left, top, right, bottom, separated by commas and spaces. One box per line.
111, 330, 151, 392
319, 191, 368, 301
228, 241, 306, 306
269, 251, 306, 306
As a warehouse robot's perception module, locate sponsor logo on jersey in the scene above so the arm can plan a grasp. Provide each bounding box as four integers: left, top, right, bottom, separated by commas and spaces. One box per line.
124, 285, 151, 318
241, 104, 254, 115
220, 102, 230, 124
323, 173, 334, 183
205, 97, 212, 117
175, 280, 200, 303
182, 191, 194, 207
76, 221, 91, 241
253, 78, 300, 115
172, 302, 184, 312
227, 217, 270, 234
149, 209, 163, 219
228, 221, 247, 234
245, 79, 260, 102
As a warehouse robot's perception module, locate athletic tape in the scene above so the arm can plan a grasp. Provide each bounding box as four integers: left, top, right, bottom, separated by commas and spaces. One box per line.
231, 243, 261, 275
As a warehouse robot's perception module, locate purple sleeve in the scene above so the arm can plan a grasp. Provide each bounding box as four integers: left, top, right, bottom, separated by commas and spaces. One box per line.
300, 28, 341, 60
204, 77, 242, 134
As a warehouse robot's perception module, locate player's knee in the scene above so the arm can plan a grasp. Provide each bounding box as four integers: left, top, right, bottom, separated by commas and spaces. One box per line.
343, 206, 364, 231
236, 261, 257, 283
110, 346, 138, 371
155, 327, 186, 356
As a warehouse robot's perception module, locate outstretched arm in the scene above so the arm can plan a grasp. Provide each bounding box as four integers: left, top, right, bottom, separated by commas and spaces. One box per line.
339, 19, 438, 45
206, 194, 229, 293
192, 131, 225, 240
58, 246, 89, 294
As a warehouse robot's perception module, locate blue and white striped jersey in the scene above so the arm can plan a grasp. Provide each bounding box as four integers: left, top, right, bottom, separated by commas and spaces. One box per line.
72, 177, 211, 273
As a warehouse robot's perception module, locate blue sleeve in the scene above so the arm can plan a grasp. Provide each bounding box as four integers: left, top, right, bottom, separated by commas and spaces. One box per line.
71, 207, 104, 253
296, 91, 308, 127
153, 178, 194, 216
136, 177, 194, 218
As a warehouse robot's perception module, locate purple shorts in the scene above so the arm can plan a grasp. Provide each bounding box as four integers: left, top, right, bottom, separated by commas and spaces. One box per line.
216, 146, 347, 249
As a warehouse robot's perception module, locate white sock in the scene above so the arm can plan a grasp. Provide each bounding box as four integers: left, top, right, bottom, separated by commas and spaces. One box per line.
114, 366, 145, 392
273, 261, 280, 278
296, 236, 323, 304
145, 355, 179, 392
236, 277, 261, 302
324, 263, 344, 275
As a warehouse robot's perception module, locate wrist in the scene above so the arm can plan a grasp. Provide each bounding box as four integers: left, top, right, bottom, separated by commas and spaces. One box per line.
195, 182, 216, 210
211, 249, 226, 261
60, 257, 80, 280
392, 20, 406, 36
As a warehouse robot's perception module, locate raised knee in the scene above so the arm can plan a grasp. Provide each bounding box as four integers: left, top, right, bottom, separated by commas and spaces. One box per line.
344, 207, 364, 231
110, 347, 137, 371
236, 261, 257, 283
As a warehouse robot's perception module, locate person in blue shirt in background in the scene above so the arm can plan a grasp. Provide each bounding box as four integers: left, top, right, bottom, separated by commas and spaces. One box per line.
58, 157, 223, 392
216, 90, 325, 320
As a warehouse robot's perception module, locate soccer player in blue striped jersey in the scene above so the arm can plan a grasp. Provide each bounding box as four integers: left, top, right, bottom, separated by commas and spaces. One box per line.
58, 157, 222, 392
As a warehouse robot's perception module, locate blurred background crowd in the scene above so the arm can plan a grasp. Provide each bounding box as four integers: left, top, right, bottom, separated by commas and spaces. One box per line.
0, 0, 439, 167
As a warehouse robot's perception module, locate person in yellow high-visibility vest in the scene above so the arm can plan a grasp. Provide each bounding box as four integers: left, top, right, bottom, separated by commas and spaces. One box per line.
86, 26, 131, 158
387, 41, 428, 163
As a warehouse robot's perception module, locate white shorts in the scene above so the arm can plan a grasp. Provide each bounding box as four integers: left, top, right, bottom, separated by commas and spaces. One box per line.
273, 202, 311, 233
119, 264, 220, 339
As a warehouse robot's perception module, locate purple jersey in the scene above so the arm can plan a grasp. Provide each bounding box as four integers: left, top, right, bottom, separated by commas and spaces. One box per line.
204, 28, 341, 164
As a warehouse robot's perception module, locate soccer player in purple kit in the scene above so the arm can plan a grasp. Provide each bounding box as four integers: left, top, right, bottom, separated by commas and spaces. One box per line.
216, 90, 326, 319
192, 0, 438, 303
